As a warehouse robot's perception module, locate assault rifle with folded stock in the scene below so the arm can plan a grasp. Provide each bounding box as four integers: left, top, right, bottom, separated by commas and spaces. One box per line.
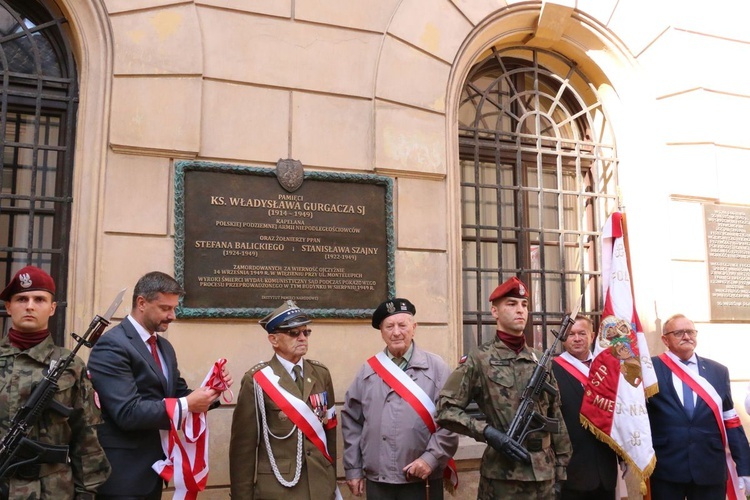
0, 289, 126, 481
505, 296, 581, 455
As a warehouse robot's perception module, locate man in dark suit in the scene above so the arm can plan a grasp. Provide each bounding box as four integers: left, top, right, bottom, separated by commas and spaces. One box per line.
648, 313, 750, 499
552, 315, 618, 500
87, 271, 231, 500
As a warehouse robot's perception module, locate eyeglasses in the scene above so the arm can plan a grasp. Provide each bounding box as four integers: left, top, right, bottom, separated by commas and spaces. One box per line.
278, 329, 312, 338
664, 329, 698, 339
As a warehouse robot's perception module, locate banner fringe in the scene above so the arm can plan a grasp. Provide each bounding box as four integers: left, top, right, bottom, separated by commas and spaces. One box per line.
580, 414, 656, 493
644, 382, 659, 399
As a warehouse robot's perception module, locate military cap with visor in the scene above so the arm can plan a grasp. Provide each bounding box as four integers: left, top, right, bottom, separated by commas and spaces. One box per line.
260, 300, 311, 333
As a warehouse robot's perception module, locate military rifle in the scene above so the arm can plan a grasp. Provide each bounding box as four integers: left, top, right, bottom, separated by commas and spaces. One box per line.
0, 288, 126, 480
506, 296, 582, 451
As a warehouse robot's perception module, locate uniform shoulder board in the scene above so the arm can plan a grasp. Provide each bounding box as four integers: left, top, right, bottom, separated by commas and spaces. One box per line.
458, 354, 468, 365
247, 361, 269, 375
307, 359, 330, 371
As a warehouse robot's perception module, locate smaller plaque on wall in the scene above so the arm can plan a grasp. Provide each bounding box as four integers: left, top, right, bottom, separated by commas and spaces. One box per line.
174, 160, 395, 319
705, 203, 750, 321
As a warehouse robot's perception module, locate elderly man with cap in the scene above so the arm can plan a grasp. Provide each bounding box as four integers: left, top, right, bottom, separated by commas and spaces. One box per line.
341, 298, 458, 499
229, 300, 338, 500
0, 266, 111, 498
436, 277, 571, 499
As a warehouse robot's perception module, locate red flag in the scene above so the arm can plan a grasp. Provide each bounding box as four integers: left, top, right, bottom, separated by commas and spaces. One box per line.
580, 212, 657, 492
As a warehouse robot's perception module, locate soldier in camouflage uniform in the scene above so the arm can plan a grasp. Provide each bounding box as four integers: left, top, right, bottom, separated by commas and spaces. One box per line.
0, 266, 110, 499
436, 277, 571, 499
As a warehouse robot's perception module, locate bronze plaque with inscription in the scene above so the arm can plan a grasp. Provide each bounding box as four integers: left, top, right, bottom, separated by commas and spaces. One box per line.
705, 204, 750, 321
174, 161, 394, 318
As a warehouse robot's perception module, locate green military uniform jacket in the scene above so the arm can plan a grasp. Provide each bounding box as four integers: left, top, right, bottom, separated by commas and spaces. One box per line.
229, 355, 337, 500
0, 335, 110, 499
436, 336, 571, 482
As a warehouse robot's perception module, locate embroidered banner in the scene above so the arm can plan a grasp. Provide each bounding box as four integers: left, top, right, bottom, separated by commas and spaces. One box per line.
579, 212, 657, 491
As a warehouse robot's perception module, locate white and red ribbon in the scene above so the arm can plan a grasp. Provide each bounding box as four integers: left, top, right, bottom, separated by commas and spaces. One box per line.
659, 352, 742, 500
152, 358, 231, 499
553, 352, 589, 386
253, 365, 334, 463
367, 351, 459, 490
203, 357, 233, 403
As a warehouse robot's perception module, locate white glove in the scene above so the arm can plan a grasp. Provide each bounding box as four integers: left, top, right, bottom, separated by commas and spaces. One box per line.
619, 460, 629, 479
739, 476, 750, 493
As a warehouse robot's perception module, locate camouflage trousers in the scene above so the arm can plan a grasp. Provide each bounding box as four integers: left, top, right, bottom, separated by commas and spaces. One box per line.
477, 476, 554, 499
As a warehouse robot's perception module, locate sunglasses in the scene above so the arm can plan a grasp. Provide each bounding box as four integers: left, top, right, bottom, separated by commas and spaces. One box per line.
278, 328, 312, 338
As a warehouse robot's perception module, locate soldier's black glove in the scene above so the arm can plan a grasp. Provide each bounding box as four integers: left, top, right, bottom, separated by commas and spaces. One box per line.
554, 480, 564, 500
483, 426, 530, 463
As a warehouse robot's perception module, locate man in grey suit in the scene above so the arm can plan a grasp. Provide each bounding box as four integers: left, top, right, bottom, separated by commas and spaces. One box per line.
88, 271, 232, 499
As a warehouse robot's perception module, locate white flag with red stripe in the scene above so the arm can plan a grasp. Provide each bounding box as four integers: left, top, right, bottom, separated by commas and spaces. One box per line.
579, 212, 657, 490
152, 358, 232, 499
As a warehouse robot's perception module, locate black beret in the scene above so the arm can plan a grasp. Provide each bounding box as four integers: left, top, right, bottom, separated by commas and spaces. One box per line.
372, 298, 416, 329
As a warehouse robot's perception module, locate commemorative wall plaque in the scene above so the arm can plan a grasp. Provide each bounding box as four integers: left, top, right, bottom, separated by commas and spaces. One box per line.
705, 203, 750, 321
174, 160, 395, 318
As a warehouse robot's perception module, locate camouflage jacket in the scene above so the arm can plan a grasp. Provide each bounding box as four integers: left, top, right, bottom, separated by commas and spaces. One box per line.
435, 337, 571, 482
0, 335, 110, 499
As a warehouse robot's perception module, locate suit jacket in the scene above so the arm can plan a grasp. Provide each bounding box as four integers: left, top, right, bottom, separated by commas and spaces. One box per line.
229, 355, 337, 500
87, 317, 191, 496
648, 354, 750, 485
552, 359, 618, 492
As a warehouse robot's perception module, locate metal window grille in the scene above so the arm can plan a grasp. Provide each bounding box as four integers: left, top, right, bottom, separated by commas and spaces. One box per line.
0, 0, 76, 344
459, 47, 618, 353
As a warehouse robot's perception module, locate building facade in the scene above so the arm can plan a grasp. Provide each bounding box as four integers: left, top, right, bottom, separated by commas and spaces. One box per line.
1, 0, 749, 497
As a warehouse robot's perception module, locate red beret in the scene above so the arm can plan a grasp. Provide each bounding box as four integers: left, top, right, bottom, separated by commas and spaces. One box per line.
488, 277, 529, 303
0, 266, 56, 301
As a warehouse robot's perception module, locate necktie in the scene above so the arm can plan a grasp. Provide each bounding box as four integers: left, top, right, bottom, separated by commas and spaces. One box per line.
293, 365, 303, 393
147, 335, 163, 371
583, 359, 592, 368
392, 357, 405, 370
681, 360, 694, 417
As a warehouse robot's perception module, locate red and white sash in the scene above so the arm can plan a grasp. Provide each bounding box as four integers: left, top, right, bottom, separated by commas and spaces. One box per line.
152, 358, 232, 499
367, 351, 459, 490
659, 352, 742, 500
253, 365, 334, 463
553, 352, 589, 387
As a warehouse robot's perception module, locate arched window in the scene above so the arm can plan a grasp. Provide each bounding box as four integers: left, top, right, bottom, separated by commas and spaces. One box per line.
0, 0, 76, 342
459, 47, 618, 352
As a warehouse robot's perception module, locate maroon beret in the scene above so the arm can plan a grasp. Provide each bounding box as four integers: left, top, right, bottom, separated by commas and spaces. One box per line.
0, 266, 56, 301
488, 277, 529, 303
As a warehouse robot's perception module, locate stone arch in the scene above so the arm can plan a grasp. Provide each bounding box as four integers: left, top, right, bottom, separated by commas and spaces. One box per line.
443, 3, 640, 354
50, 0, 114, 337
